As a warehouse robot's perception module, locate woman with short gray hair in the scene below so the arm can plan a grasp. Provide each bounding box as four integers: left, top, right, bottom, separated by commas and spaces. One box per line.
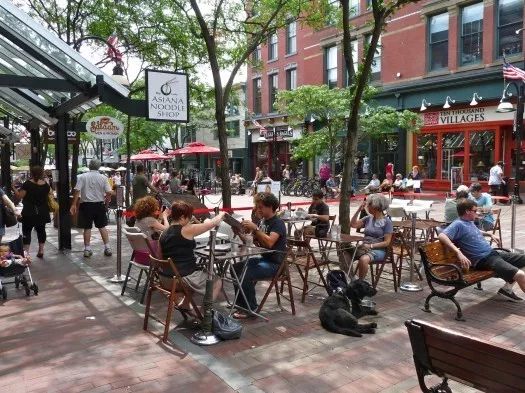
346, 193, 393, 281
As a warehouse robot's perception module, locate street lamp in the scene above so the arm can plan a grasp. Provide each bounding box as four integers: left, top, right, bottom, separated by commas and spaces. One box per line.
496, 81, 524, 204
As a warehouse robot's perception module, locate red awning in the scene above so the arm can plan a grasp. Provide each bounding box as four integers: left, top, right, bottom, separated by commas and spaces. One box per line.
130, 151, 166, 161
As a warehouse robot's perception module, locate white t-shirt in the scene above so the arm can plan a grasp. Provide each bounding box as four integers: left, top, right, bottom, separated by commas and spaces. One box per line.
488, 165, 503, 185
75, 170, 112, 203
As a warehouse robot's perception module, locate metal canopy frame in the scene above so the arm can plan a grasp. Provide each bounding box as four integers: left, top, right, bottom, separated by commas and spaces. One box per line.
0, 0, 149, 250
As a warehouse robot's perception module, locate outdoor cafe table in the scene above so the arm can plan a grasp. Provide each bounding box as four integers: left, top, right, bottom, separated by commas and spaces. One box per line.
282, 217, 310, 236
195, 244, 274, 320
392, 219, 445, 243
316, 234, 364, 275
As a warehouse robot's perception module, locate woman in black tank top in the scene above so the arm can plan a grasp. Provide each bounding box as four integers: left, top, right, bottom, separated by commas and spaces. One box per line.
159, 201, 225, 311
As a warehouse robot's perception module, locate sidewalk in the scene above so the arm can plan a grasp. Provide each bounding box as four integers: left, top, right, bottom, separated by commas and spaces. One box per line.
1, 195, 525, 392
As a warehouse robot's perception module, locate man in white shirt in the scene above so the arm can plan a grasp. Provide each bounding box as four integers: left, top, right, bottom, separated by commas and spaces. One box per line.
70, 159, 114, 258
488, 161, 505, 196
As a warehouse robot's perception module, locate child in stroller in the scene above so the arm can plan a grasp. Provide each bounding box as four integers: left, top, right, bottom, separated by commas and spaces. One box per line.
0, 243, 37, 299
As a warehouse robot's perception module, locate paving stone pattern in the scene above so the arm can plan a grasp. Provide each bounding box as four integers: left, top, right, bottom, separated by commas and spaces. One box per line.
1, 195, 524, 392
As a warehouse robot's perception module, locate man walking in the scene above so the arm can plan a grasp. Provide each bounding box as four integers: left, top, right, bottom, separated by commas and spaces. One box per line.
70, 159, 114, 258
132, 164, 157, 205
488, 161, 505, 196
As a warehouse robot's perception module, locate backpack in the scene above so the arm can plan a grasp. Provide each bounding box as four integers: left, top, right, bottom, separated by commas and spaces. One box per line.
326, 270, 348, 296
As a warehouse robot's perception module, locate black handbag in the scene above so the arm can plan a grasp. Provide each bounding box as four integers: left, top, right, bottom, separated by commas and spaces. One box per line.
2, 204, 17, 228
212, 310, 243, 340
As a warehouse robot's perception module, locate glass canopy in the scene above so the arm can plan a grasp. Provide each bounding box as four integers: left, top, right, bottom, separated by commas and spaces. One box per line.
0, 0, 129, 125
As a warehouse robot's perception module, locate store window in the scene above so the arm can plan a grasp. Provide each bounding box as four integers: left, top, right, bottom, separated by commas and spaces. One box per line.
325, 45, 338, 88
460, 2, 483, 66
497, 0, 523, 57
286, 21, 297, 55
469, 130, 494, 181
429, 12, 449, 71
442, 132, 465, 180
416, 134, 437, 179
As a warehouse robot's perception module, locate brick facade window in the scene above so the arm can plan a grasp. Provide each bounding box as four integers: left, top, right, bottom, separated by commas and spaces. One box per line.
429, 12, 449, 71
253, 78, 262, 114
497, 0, 523, 57
286, 21, 297, 55
325, 46, 338, 88
268, 33, 278, 61
349, 0, 359, 16
286, 68, 297, 90
367, 35, 381, 81
252, 45, 261, 62
460, 3, 483, 66
269, 73, 278, 112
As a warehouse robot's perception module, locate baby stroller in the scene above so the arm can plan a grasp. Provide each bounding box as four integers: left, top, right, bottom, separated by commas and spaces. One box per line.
0, 235, 38, 300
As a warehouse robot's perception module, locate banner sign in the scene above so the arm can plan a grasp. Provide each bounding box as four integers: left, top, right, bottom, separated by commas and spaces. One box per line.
422, 106, 513, 127
43, 129, 80, 145
86, 116, 124, 139
145, 69, 189, 122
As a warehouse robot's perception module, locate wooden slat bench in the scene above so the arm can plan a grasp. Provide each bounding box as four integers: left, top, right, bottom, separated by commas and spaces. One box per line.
419, 241, 495, 320
405, 319, 525, 393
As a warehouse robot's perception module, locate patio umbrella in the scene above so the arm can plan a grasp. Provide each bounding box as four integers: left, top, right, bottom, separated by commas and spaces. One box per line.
116, 166, 127, 171
99, 166, 113, 172
167, 142, 220, 156
130, 150, 166, 161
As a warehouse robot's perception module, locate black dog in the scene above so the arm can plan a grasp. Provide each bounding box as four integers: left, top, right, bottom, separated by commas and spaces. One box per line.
347, 279, 378, 319
319, 279, 378, 337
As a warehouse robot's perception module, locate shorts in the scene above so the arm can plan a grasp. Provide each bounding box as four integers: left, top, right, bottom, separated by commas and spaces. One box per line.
476, 250, 525, 282
77, 202, 108, 229
366, 248, 386, 262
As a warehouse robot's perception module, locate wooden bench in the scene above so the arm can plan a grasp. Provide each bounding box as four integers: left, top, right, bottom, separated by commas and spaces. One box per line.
419, 241, 495, 320
405, 319, 525, 393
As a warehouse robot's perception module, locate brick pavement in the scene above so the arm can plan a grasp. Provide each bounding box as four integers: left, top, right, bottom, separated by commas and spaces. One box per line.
1, 195, 525, 392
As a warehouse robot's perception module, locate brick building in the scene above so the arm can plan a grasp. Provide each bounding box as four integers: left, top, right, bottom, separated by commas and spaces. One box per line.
245, 0, 524, 190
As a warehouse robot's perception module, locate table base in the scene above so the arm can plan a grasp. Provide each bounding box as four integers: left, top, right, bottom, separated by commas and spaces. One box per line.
191, 330, 221, 346
400, 282, 423, 292
108, 274, 127, 283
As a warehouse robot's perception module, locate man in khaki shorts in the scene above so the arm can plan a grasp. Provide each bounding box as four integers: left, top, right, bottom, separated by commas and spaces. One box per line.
70, 159, 113, 257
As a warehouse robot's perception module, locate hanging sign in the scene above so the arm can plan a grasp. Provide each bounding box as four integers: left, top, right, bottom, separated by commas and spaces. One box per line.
43, 129, 80, 145
86, 116, 124, 139
145, 69, 189, 122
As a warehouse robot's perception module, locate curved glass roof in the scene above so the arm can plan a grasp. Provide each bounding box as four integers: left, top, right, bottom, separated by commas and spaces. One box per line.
0, 0, 129, 125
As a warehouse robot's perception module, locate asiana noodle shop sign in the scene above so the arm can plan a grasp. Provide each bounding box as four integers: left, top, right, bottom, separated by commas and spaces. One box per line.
146, 69, 189, 122
86, 116, 124, 139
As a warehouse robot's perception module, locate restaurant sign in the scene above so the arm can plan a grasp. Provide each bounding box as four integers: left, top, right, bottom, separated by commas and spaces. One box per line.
261, 127, 294, 139
422, 106, 513, 127
146, 69, 189, 122
86, 116, 124, 139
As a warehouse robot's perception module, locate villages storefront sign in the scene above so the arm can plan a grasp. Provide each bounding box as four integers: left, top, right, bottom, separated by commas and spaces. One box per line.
146, 69, 189, 123
86, 116, 124, 139
422, 106, 513, 127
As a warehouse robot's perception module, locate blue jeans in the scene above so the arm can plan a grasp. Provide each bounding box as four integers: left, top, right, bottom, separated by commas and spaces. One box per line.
232, 257, 280, 311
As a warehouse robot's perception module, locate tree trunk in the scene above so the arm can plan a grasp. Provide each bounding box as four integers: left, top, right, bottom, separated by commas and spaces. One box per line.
329, 122, 335, 175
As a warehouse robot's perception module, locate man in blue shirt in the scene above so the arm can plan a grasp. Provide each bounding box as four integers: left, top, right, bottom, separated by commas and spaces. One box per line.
439, 198, 525, 302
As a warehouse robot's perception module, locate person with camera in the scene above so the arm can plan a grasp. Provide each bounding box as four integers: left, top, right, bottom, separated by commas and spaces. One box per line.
135, 196, 169, 240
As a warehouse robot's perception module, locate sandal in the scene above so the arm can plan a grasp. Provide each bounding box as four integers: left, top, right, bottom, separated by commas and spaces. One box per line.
232, 311, 254, 320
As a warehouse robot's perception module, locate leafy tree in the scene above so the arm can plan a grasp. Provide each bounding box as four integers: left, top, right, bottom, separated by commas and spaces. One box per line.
338, 0, 421, 233
171, 0, 324, 208
276, 86, 422, 176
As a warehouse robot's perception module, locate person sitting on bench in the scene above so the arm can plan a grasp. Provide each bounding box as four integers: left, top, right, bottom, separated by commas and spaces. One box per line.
438, 198, 525, 302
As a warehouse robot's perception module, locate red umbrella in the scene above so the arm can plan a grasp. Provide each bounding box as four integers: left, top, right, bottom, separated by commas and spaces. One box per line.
167, 142, 220, 156
130, 150, 166, 161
